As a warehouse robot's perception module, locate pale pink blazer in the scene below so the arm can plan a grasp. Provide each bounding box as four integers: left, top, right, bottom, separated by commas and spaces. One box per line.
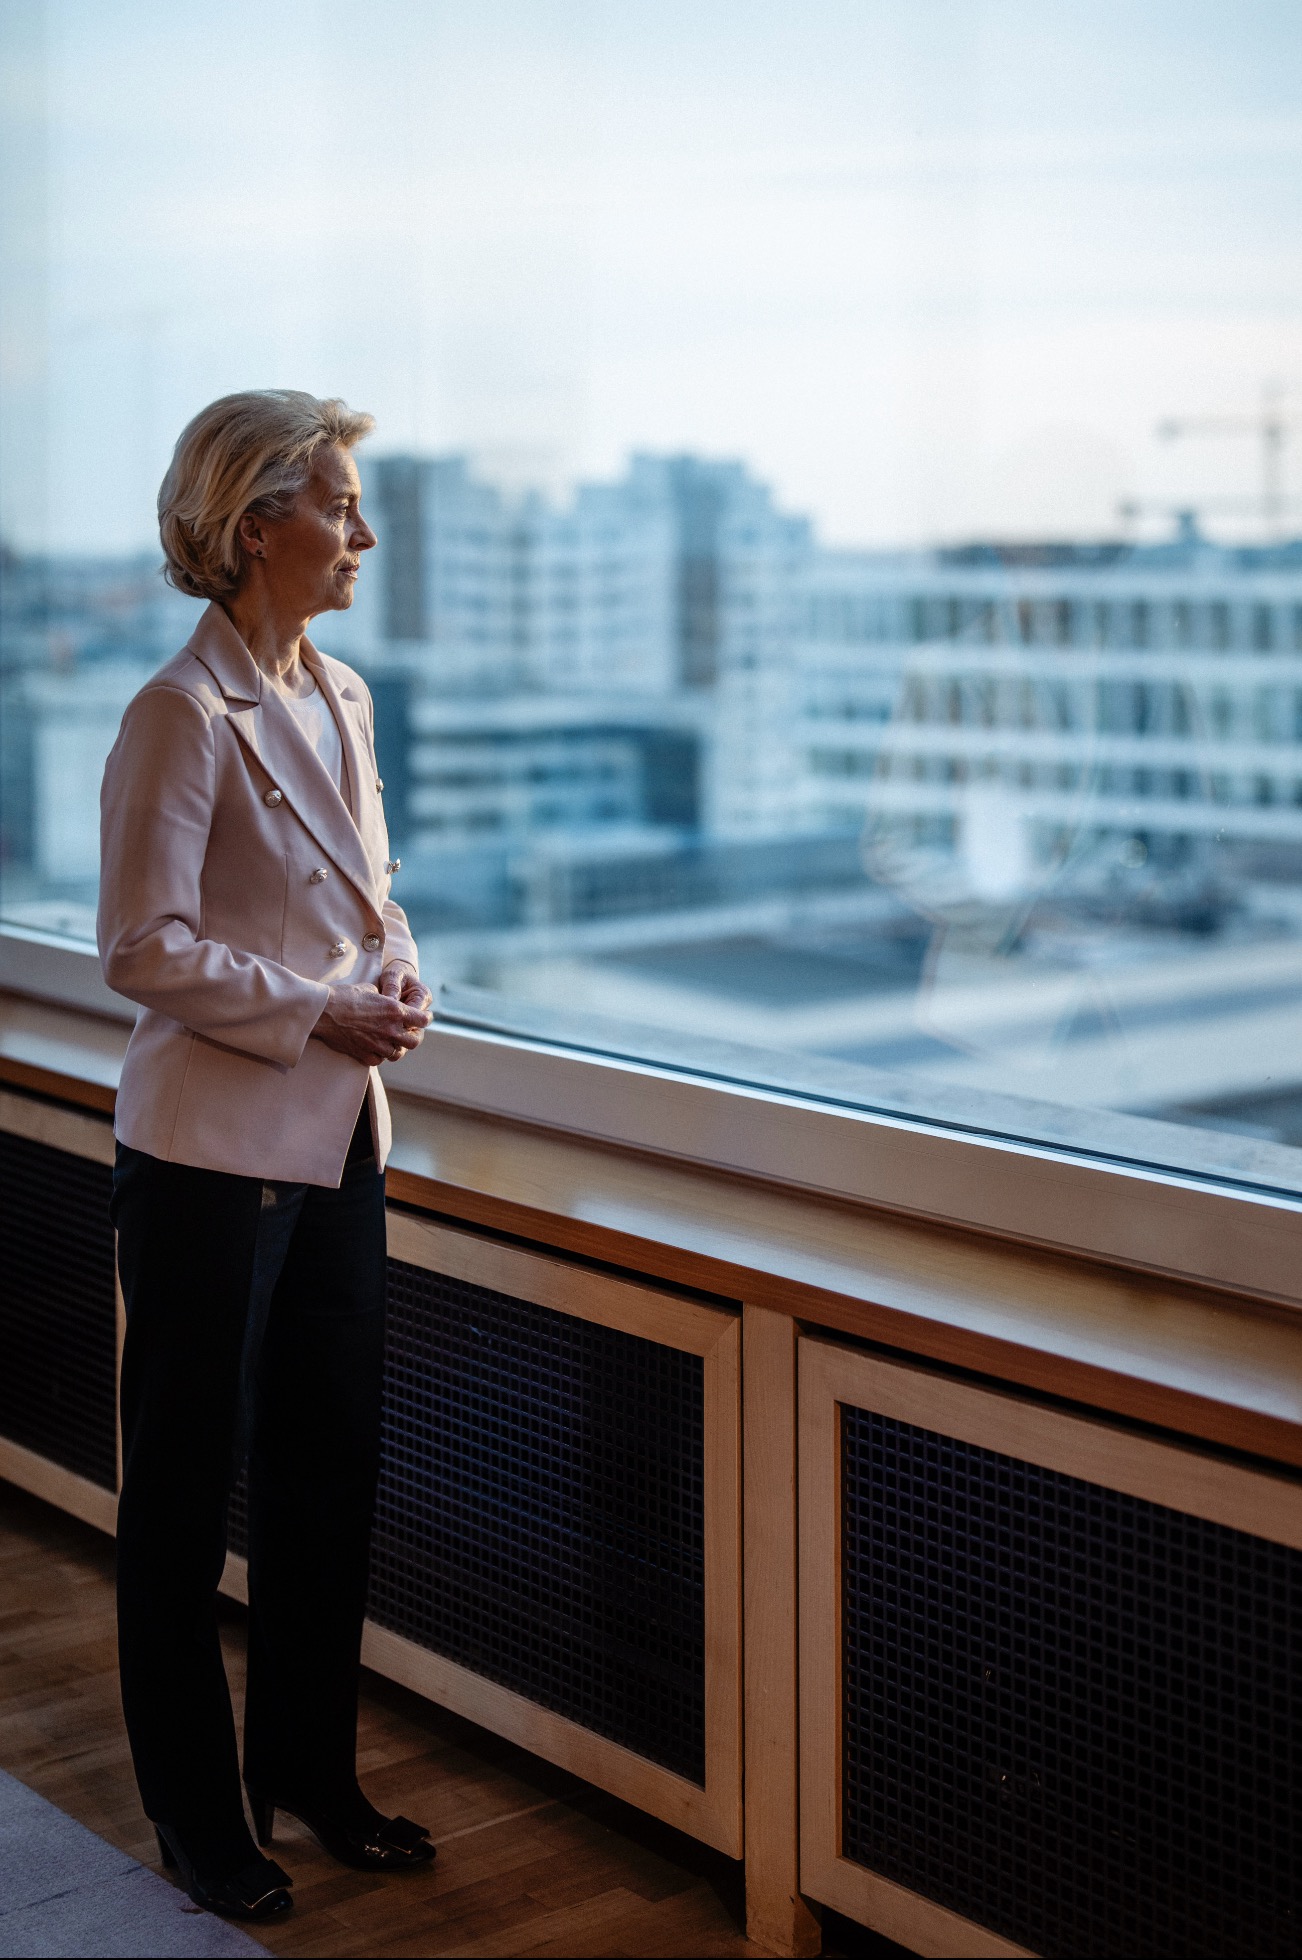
98, 603, 420, 1186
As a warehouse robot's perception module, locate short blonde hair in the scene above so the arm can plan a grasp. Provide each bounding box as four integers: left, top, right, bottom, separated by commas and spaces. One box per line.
158, 389, 375, 600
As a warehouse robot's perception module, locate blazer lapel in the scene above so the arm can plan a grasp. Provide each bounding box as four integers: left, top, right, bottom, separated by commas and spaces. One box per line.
189, 605, 379, 911
187, 602, 261, 704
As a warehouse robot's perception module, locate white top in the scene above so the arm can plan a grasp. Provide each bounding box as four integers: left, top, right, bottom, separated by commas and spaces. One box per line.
283, 676, 344, 792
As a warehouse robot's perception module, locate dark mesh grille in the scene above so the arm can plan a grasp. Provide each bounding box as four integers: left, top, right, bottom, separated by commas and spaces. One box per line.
228, 1253, 707, 1782
842, 1406, 1302, 1959
370, 1258, 706, 1781
0, 1129, 117, 1490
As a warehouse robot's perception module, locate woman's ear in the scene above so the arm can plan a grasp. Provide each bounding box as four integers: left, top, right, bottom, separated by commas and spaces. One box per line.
236, 510, 268, 562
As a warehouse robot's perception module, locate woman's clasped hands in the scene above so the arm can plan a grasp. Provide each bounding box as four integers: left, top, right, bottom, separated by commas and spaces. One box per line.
312, 962, 433, 1066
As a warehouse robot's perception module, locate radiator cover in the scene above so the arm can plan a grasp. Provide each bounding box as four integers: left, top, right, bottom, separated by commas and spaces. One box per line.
370, 1258, 706, 1782
0, 1131, 117, 1491
841, 1406, 1302, 1959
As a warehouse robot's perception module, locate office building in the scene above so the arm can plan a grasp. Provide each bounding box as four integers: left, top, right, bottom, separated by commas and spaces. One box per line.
794, 533, 1302, 894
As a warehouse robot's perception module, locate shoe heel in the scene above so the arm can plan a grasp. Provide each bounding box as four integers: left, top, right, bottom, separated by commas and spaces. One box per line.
247, 1793, 275, 1847
155, 1825, 178, 1870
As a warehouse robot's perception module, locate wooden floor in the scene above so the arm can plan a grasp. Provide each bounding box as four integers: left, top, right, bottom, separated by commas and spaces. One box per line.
0, 1478, 773, 1959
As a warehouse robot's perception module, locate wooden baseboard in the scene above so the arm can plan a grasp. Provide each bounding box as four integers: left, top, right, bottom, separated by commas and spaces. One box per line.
0, 1435, 118, 1536
362, 1618, 739, 1856
803, 1856, 1034, 1960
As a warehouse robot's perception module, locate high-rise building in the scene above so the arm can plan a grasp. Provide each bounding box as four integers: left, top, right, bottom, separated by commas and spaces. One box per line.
331, 456, 521, 690
334, 453, 679, 698
633, 457, 814, 836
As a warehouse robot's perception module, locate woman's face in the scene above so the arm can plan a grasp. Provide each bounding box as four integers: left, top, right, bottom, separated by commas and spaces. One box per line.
245, 443, 377, 618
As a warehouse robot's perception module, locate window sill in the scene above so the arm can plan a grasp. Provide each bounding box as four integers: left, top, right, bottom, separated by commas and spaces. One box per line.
4, 920, 1302, 1313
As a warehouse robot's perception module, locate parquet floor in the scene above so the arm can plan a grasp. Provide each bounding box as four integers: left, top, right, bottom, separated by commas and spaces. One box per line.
0, 1479, 770, 1959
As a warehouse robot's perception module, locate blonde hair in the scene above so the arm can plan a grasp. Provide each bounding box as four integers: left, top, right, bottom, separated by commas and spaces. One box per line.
158, 389, 375, 600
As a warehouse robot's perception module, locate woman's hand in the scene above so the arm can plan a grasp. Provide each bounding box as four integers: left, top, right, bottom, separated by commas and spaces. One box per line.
312, 972, 432, 1067
379, 961, 433, 1018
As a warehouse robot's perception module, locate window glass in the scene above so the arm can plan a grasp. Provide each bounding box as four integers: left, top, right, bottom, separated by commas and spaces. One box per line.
4, 2, 1302, 1183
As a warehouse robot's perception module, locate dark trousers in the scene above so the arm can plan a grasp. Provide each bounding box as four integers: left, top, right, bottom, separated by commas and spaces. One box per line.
111, 1112, 386, 1848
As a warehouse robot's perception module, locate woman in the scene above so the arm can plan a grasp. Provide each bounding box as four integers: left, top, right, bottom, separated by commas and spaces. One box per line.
99, 390, 435, 1922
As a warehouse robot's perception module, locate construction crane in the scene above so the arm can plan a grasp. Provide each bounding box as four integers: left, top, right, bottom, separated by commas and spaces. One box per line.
1156, 379, 1299, 538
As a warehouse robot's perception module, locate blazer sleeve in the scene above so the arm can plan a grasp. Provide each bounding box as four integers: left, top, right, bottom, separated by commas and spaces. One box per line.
97, 684, 330, 1068
380, 895, 420, 976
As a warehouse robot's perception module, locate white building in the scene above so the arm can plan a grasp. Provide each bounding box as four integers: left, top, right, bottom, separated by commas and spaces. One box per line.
520, 464, 678, 696
634, 457, 813, 839
793, 537, 1302, 898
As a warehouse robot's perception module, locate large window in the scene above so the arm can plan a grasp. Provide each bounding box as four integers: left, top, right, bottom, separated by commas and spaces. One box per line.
4, 1, 1302, 1184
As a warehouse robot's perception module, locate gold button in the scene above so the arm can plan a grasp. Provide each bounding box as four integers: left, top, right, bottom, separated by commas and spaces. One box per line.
375, 778, 384, 792
310, 867, 329, 884
329, 939, 346, 958
362, 932, 382, 953
264, 788, 283, 808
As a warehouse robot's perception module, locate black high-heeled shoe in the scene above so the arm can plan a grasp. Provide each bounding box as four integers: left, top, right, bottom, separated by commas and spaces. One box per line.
155, 1823, 294, 1921
246, 1788, 436, 1872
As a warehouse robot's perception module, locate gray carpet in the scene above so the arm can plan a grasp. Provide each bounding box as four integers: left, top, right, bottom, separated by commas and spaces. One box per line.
0, 1769, 270, 1958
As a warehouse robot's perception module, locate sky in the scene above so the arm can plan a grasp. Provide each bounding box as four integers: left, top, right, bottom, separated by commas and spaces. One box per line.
2, 0, 1301, 553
